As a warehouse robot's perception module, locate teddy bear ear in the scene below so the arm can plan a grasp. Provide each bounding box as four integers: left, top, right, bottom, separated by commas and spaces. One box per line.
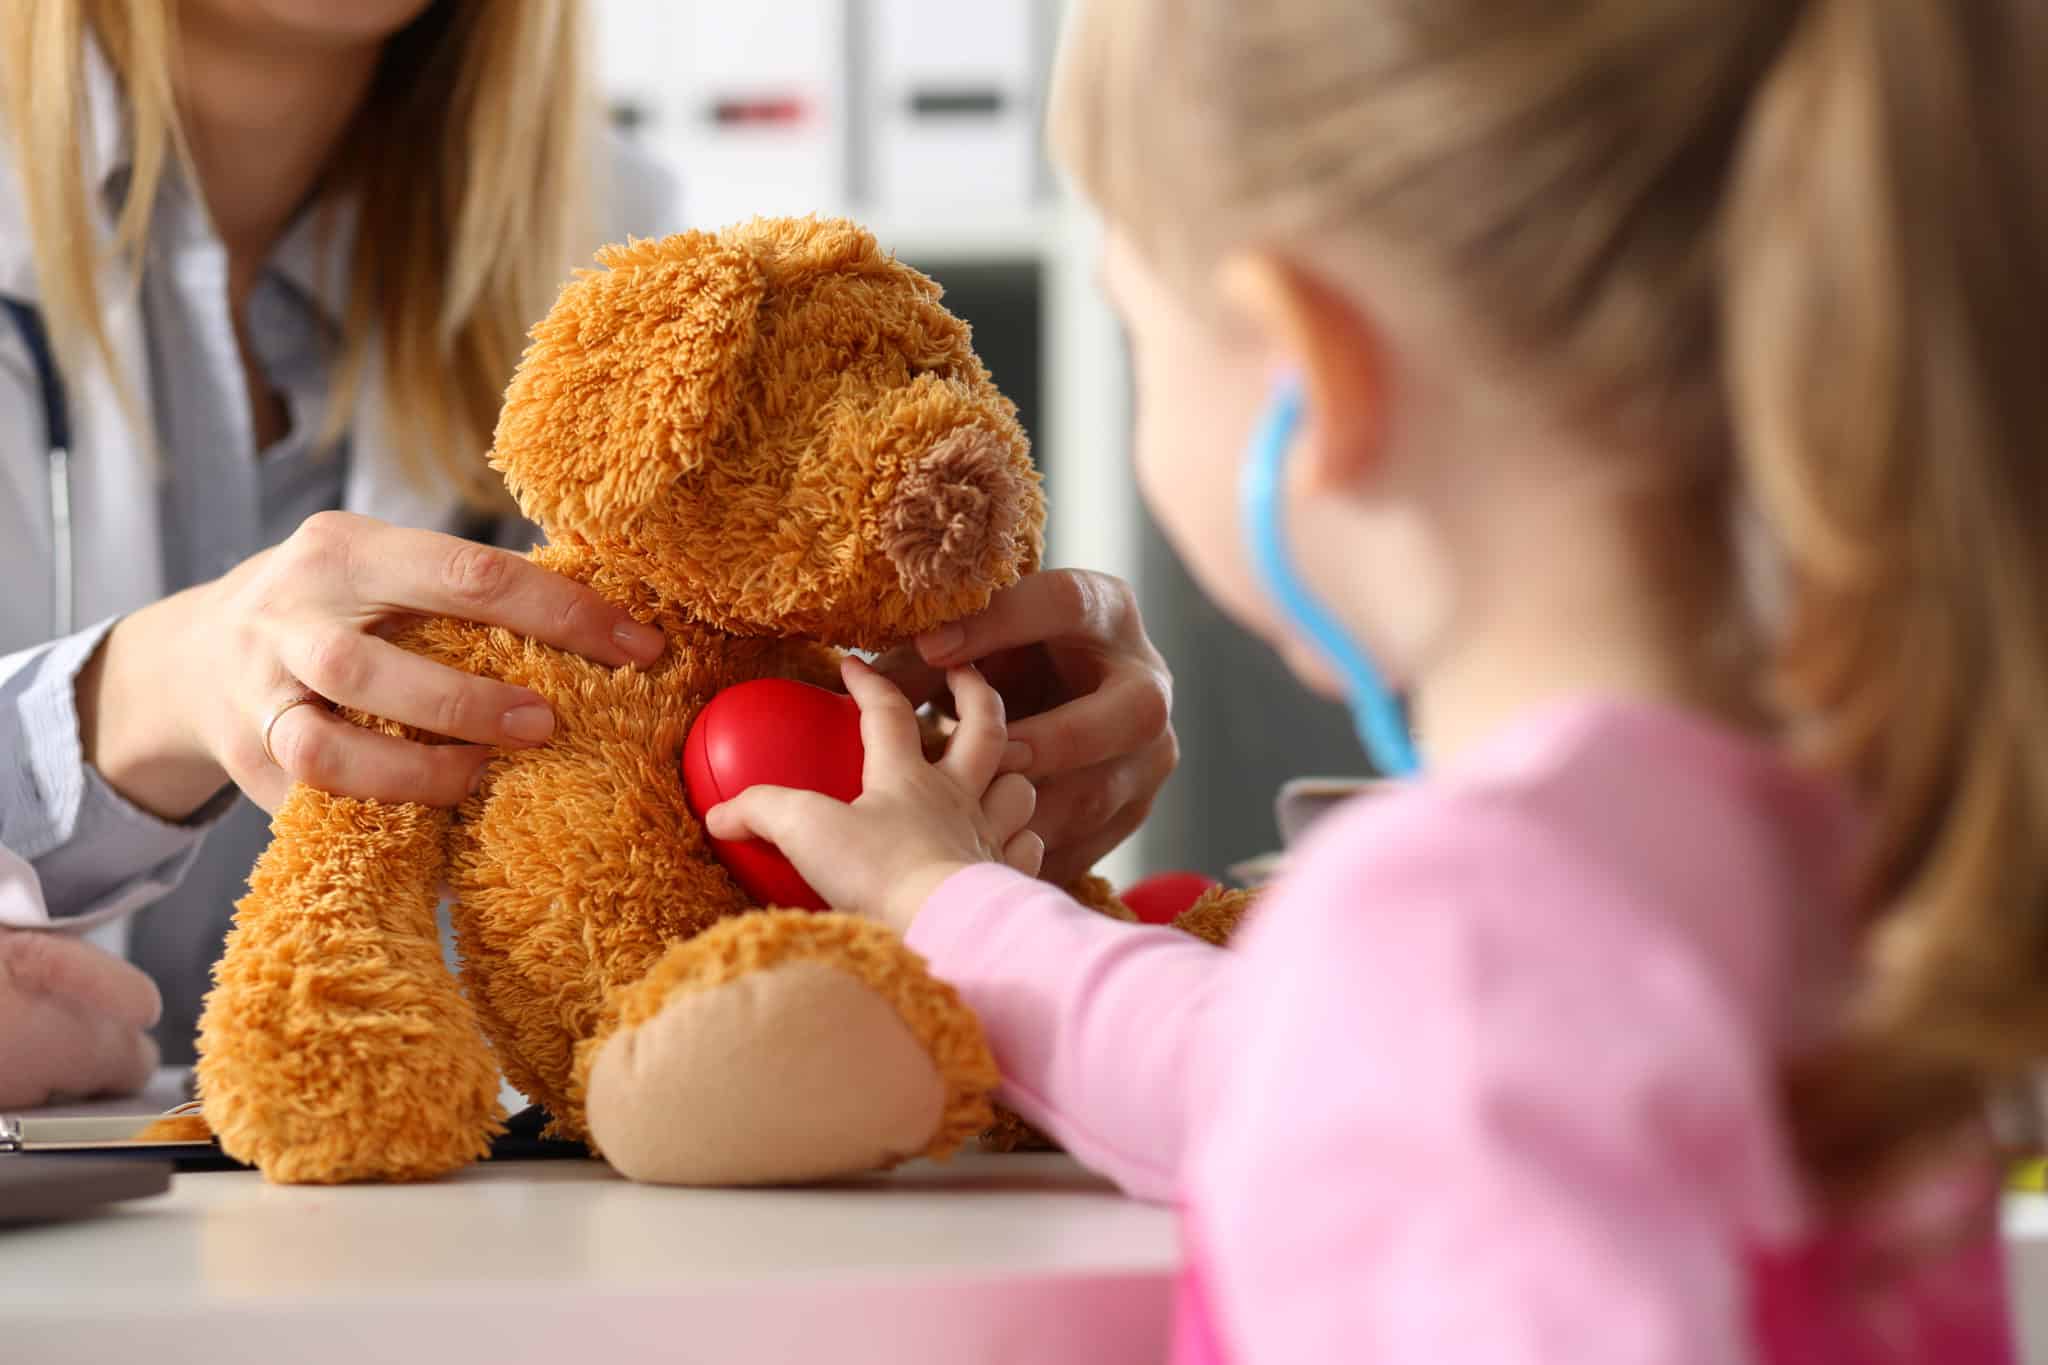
853, 372, 1045, 601
489, 231, 767, 538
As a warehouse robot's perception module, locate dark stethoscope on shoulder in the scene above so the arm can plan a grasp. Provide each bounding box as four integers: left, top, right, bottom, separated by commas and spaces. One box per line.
3, 297, 74, 636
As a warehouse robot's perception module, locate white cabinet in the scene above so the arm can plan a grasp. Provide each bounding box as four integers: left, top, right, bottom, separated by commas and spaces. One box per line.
867, 0, 1039, 214
598, 0, 852, 229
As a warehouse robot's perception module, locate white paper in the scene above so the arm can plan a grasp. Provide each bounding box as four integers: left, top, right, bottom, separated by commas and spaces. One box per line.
0, 841, 52, 929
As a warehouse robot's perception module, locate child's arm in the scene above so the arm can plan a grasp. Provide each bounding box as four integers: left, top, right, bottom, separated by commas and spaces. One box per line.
704, 656, 1232, 1201
1193, 797, 1774, 1363
904, 863, 1228, 1201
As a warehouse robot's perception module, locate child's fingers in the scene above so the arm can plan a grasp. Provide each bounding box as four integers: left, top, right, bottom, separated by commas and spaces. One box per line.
1002, 830, 1044, 878
704, 785, 842, 853
980, 772, 1037, 844
841, 656, 925, 778
939, 664, 1007, 789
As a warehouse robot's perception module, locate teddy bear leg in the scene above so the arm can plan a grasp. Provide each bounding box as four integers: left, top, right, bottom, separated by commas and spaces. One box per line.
195, 786, 504, 1183
578, 910, 997, 1186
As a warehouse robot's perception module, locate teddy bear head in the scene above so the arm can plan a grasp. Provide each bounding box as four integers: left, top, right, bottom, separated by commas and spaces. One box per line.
487, 217, 1044, 649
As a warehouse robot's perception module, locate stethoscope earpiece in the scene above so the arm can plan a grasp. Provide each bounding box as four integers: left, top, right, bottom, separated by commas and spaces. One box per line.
1239, 374, 1420, 778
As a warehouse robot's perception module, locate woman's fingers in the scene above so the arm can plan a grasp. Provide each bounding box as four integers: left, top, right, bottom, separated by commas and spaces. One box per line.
1004, 672, 1171, 780
0, 996, 157, 1109
915, 569, 1135, 665
292, 513, 664, 666
842, 656, 926, 778
1028, 752, 1167, 888
869, 643, 945, 709
283, 630, 557, 749
939, 666, 1008, 789
260, 702, 491, 810
0, 931, 160, 1109
0, 930, 161, 1030
235, 515, 666, 807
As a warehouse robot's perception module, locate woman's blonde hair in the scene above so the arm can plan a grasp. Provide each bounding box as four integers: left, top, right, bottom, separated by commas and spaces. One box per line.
0, 0, 594, 513
1054, 0, 2048, 1205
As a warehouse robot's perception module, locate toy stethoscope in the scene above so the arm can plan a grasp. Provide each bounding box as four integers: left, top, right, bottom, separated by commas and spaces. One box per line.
1240, 375, 1421, 778
3, 298, 74, 637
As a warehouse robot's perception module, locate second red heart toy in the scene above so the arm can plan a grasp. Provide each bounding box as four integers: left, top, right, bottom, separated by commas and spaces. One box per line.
682, 679, 865, 911
1120, 870, 1220, 925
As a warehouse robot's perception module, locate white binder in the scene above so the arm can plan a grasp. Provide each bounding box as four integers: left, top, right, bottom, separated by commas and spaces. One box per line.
596, 0, 852, 229
869, 0, 1039, 214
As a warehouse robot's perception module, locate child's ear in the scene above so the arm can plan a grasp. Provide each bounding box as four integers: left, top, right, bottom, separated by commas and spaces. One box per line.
1216, 253, 1388, 496
490, 232, 768, 538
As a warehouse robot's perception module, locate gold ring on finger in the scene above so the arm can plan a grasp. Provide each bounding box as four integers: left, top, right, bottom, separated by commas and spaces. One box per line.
261, 689, 328, 769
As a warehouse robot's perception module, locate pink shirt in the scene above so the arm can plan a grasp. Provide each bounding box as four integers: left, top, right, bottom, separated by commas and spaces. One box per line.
906, 699, 2014, 1364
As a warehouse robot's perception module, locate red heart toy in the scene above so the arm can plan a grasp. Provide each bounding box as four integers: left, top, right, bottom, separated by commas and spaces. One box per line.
682, 679, 865, 911
1120, 870, 1219, 926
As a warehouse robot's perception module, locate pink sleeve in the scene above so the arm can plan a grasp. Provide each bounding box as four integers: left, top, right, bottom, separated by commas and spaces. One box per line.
905, 863, 1229, 1203
1195, 799, 1783, 1364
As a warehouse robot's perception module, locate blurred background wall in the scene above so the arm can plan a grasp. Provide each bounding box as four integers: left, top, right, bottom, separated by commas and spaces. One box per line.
596, 0, 1366, 883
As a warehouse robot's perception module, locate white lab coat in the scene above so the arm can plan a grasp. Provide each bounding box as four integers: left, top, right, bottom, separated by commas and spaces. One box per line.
0, 43, 680, 937
0, 42, 680, 651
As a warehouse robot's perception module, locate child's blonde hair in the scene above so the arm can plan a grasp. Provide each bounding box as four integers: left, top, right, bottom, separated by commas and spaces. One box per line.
1054, 0, 2048, 1204
0, 0, 593, 514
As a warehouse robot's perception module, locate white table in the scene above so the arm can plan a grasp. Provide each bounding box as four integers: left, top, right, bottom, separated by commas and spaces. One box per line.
0, 1072, 1178, 1365
7, 1072, 2048, 1363
2004, 1197, 2048, 1364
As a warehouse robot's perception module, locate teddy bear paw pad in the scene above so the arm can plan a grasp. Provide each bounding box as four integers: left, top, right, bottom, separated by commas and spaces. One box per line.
584, 958, 947, 1186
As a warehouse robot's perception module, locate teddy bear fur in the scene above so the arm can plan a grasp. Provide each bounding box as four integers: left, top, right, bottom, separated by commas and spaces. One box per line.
192, 216, 1252, 1186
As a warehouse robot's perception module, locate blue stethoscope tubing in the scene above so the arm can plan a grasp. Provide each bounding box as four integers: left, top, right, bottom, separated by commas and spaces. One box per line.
3, 297, 74, 638
1239, 375, 1420, 777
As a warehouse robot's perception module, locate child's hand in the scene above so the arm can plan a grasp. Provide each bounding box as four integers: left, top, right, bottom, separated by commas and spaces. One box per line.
705, 656, 1042, 935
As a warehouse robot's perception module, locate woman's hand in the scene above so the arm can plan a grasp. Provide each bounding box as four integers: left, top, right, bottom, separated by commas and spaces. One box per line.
0, 930, 161, 1109
79, 511, 667, 819
705, 657, 1040, 936
874, 570, 1176, 886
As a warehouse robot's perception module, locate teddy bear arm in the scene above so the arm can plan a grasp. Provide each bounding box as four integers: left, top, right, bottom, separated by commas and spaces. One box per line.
195, 783, 504, 1183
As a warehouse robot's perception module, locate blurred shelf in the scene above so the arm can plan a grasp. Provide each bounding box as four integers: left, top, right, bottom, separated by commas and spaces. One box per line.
655, 187, 1065, 264
865, 206, 1061, 264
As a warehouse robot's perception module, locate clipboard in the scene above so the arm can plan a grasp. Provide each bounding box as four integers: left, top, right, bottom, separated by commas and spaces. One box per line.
0, 1155, 172, 1224
0, 1102, 591, 1172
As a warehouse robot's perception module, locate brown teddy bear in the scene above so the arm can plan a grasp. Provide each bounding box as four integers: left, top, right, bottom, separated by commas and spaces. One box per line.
192, 216, 1247, 1186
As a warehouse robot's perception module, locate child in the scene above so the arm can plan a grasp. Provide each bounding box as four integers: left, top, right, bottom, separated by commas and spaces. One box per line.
708, 0, 2038, 1358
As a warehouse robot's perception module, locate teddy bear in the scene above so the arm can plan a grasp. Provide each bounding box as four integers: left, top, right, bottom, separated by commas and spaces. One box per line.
191, 216, 1250, 1187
